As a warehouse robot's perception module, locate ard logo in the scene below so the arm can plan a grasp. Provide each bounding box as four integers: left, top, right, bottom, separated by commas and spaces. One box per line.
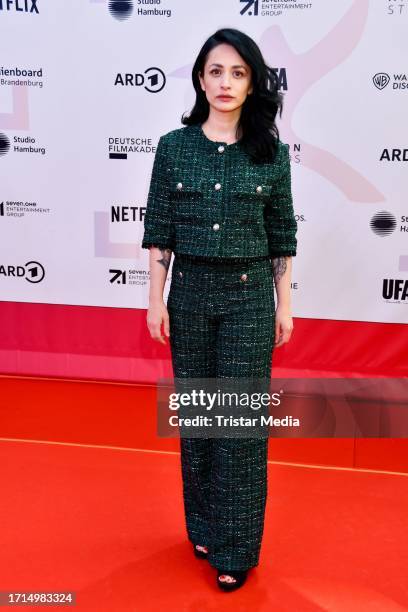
373, 73, 390, 90
240, 0, 259, 16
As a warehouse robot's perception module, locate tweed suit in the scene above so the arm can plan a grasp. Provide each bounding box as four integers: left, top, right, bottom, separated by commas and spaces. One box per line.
142, 124, 297, 571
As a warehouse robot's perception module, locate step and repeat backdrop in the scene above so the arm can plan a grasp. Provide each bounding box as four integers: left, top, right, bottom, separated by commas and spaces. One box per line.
0, 0, 407, 324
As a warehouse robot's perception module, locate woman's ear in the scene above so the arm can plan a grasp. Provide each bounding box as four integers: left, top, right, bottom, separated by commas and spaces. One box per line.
198, 71, 205, 92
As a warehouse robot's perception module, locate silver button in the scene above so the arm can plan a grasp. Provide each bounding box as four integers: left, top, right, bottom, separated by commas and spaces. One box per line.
176, 182, 183, 190
178, 271, 183, 277
241, 273, 248, 282
213, 223, 220, 231
256, 185, 263, 193
218, 145, 225, 153
214, 183, 221, 191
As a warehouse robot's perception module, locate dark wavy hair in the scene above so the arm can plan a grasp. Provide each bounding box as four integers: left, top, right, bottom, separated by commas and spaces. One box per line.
181, 28, 284, 164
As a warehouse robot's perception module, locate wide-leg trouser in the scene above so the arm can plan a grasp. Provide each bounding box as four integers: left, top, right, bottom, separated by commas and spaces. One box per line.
167, 255, 275, 571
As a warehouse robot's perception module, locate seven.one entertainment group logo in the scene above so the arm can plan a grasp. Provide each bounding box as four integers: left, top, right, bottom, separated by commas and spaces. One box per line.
239, 0, 313, 17
109, 268, 149, 286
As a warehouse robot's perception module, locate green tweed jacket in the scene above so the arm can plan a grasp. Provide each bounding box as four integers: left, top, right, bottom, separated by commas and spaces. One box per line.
141, 124, 297, 259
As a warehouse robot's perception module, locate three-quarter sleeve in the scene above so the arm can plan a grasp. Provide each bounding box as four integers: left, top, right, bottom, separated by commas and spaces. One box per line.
263, 143, 298, 258
141, 135, 175, 251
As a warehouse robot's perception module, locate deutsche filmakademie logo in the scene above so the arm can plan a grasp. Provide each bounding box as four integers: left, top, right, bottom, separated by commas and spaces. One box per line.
108, 0, 133, 21
114, 67, 166, 92
0, 0, 39, 14
0, 133, 10, 156
370, 211, 397, 236
108, 136, 156, 160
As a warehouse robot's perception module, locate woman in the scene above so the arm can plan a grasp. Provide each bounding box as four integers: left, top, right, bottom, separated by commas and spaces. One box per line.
142, 28, 297, 592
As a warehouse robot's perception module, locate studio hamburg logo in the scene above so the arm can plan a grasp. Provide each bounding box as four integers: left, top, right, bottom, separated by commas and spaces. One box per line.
0, 133, 10, 156
370, 211, 397, 236
108, 0, 133, 21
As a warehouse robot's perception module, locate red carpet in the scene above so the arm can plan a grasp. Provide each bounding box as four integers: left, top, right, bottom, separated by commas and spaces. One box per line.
1, 376, 407, 610
1, 439, 407, 610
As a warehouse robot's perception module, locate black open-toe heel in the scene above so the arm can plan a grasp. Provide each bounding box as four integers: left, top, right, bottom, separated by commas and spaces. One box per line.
216, 568, 248, 592
192, 543, 209, 559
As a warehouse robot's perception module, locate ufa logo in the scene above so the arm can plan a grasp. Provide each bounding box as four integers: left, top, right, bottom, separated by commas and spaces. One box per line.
0, 133, 10, 156
240, 0, 259, 16
108, 0, 133, 21
373, 73, 390, 90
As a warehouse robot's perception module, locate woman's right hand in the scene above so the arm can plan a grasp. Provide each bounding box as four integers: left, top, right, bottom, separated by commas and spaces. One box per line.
147, 300, 170, 345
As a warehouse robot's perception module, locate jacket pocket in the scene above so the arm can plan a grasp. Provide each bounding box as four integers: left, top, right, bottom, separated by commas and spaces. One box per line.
229, 183, 272, 224
170, 172, 203, 222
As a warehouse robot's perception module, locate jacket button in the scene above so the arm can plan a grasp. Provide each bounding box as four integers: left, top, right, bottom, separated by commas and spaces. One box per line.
241, 273, 248, 282
178, 271, 183, 277
176, 182, 183, 190
214, 183, 221, 191
213, 223, 220, 231
218, 145, 225, 153
256, 186, 263, 193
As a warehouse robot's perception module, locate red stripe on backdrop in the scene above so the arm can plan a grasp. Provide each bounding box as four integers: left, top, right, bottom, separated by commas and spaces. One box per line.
0, 301, 407, 381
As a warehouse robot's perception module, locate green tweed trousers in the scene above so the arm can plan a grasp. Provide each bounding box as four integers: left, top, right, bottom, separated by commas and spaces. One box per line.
167, 254, 275, 572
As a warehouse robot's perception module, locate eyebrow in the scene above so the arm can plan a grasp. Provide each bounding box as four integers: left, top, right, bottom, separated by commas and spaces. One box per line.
209, 63, 247, 70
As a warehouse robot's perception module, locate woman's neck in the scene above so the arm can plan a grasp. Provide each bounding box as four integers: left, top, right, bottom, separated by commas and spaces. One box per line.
201, 115, 241, 145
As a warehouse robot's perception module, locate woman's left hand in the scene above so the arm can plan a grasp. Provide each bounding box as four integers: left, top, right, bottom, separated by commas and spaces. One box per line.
274, 305, 294, 348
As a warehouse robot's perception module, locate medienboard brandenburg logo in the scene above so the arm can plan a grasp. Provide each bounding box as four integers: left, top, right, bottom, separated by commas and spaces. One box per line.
0, 133, 10, 156
370, 211, 397, 236
373, 73, 390, 90
240, 0, 259, 16
108, 0, 133, 21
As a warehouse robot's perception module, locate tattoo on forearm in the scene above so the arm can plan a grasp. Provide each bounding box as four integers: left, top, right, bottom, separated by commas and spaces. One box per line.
271, 256, 287, 282
156, 248, 172, 270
